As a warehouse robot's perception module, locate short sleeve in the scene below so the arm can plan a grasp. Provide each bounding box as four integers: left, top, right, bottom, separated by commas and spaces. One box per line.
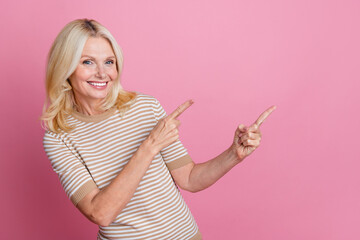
43, 132, 98, 206
153, 98, 194, 171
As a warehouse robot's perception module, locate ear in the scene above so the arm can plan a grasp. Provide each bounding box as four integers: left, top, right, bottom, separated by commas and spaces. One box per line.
64, 79, 72, 91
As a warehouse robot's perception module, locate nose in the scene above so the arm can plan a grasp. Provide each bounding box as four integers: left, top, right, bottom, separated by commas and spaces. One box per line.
95, 65, 106, 79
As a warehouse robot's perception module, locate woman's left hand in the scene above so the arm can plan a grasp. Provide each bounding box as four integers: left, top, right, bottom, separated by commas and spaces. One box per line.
231, 106, 276, 161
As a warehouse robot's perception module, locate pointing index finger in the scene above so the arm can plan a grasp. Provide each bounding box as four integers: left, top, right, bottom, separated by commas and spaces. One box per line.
254, 105, 277, 127
167, 99, 194, 120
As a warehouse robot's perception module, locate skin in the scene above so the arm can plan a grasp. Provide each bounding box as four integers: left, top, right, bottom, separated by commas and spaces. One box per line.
162, 102, 276, 193
68, 37, 118, 115
71, 36, 276, 227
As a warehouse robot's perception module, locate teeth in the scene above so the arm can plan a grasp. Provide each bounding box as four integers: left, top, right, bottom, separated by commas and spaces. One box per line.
89, 82, 106, 87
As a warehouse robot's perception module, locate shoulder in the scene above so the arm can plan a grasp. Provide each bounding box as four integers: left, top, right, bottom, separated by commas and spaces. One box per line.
134, 91, 158, 103
42, 130, 63, 152
131, 92, 166, 120
132, 91, 161, 107
42, 129, 69, 146
43, 130, 60, 142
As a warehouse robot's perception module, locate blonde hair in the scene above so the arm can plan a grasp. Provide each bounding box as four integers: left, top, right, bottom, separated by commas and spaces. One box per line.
41, 19, 137, 133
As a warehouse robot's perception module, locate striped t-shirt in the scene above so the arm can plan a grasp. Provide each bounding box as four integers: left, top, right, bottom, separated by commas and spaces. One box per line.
43, 93, 202, 240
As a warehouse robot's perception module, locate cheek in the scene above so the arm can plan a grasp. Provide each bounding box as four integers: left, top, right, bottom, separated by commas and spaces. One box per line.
110, 71, 118, 80
108, 67, 118, 79
76, 68, 93, 80
69, 71, 91, 90
71, 69, 92, 84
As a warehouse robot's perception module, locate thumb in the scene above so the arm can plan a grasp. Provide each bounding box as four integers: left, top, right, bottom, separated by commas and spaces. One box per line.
235, 124, 248, 136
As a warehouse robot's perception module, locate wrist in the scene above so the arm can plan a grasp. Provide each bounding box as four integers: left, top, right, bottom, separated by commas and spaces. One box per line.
140, 138, 158, 158
229, 144, 245, 164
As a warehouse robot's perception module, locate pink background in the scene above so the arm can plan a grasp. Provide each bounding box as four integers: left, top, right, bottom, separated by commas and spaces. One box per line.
1, 0, 359, 239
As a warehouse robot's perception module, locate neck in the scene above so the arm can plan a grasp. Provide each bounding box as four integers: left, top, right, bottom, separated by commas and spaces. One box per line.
74, 98, 105, 116
76, 105, 105, 116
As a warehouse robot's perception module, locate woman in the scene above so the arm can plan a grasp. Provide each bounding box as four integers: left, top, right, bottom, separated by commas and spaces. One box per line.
42, 19, 275, 240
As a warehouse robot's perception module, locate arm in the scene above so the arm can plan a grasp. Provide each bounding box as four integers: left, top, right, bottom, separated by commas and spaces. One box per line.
170, 146, 240, 193
171, 105, 277, 193
77, 140, 156, 227
77, 100, 194, 227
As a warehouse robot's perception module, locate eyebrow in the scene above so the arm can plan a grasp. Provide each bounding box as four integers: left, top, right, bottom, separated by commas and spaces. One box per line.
81, 55, 116, 59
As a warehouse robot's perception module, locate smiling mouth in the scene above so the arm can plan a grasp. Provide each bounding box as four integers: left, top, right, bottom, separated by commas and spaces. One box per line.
87, 81, 108, 87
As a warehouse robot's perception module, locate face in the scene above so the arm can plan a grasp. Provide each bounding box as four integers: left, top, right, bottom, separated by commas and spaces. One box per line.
68, 37, 117, 109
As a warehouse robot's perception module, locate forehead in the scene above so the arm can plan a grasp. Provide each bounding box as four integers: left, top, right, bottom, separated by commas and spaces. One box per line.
82, 37, 115, 57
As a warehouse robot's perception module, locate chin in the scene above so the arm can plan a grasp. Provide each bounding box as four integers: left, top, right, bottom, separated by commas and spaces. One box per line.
90, 91, 110, 100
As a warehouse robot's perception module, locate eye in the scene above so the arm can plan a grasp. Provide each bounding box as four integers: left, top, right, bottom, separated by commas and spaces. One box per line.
106, 60, 114, 64
82, 60, 92, 65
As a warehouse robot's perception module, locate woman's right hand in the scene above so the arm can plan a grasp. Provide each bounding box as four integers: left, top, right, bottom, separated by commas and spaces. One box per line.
144, 100, 194, 156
